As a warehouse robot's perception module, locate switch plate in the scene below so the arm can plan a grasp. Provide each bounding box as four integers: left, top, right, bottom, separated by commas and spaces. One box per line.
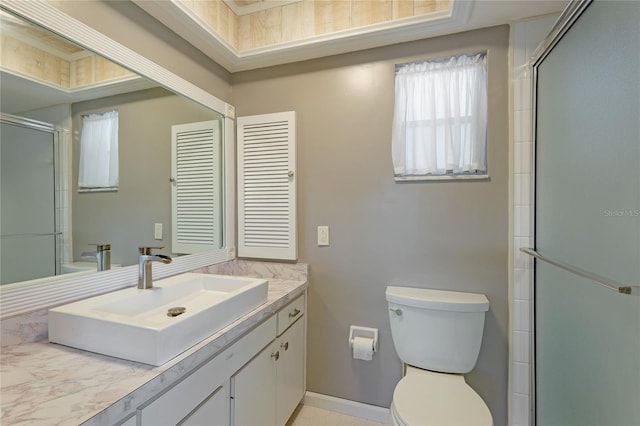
317, 226, 329, 246
154, 223, 163, 240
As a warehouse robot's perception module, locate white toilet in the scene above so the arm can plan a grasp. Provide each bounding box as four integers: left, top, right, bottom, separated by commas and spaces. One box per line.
386, 286, 493, 426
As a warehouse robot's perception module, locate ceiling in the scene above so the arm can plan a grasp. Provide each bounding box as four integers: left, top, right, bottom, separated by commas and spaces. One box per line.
135, 0, 567, 72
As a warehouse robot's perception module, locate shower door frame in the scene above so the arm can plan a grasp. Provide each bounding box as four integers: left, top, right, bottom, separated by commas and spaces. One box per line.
528, 0, 593, 424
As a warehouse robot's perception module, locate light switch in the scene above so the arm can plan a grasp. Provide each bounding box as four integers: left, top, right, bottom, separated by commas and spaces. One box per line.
317, 226, 329, 246
154, 223, 163, 240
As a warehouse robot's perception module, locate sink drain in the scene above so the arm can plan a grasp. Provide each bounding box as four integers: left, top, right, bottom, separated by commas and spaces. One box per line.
167, 307, 186, 317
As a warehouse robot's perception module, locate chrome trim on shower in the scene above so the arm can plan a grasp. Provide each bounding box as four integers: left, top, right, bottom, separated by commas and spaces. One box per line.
520, 248, 639, 296
0, 112, 56, 132
530, 0, 593, 68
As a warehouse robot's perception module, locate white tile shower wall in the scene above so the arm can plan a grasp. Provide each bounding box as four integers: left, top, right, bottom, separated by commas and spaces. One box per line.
54, 123, 73, 268
61, 126, 72, 265
510, 15, 558, 426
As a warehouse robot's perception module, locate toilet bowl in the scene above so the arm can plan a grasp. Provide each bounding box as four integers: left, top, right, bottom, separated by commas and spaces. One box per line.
390, 366, 492, 426
386, 286, 492, 426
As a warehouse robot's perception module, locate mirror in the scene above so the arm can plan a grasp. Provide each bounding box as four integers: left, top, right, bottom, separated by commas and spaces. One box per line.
0, 10, 227, 287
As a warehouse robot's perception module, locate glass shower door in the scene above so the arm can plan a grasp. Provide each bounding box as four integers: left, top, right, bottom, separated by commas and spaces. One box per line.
533, 1, 640, 425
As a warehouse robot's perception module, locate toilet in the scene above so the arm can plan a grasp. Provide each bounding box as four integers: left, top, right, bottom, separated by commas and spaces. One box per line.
386, 286, 493, 426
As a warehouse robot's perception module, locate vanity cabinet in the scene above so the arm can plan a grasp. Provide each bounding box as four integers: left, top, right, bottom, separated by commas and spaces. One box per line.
233, 295, 305, 426
131, 293, 305, 426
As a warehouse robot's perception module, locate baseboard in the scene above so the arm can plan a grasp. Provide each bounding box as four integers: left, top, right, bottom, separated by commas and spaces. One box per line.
303, 391, 391, 424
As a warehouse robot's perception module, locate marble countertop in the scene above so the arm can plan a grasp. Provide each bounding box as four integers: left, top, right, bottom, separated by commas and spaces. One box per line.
0, 279, 307, 426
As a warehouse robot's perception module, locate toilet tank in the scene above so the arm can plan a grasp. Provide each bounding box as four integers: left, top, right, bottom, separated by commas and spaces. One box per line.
386, 286, 490, 374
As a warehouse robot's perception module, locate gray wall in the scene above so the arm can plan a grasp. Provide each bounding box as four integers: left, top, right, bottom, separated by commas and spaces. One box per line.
232, 25, 510, 424
49, 0, 232, 103
71, 88, 221, 266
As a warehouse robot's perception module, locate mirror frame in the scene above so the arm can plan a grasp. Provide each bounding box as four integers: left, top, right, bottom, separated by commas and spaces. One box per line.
0, 0, 236, 319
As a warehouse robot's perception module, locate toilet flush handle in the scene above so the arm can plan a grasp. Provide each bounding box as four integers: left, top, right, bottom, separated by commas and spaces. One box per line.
389, 308, 403, 316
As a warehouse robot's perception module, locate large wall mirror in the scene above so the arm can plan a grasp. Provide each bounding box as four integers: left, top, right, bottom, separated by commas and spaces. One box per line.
0, 3, 235, 318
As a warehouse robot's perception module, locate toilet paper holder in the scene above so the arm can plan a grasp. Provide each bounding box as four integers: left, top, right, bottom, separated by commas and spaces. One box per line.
348, 325, 379, 353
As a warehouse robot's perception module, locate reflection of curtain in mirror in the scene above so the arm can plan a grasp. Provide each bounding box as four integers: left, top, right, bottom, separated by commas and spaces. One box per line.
0, 119, 56, 284
78, 110, 119, 190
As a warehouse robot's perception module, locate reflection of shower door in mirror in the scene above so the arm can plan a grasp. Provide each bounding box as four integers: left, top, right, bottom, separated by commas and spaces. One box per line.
1, 118, 57, 284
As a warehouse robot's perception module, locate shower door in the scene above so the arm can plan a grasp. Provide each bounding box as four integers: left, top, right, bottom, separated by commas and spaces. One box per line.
531, 1, 640, 425
0, 115, 57, 284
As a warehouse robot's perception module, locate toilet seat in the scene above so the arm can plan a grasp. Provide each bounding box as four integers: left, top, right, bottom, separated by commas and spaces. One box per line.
391, 367, 493, 426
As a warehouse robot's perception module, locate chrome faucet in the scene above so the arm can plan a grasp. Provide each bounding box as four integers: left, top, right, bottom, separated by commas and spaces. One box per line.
81, 244, 111, 272
138, 246, 172, 289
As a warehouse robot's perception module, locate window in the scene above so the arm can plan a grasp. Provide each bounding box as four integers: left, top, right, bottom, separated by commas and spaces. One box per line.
392, 53, 487, 180
78, 110, 119, 191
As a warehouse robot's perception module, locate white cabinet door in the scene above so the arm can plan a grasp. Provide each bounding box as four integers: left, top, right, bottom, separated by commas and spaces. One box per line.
233, 341, 278, 426
181, 381, 230, 426
237, 111, 297, 261
276, 318, 305, 426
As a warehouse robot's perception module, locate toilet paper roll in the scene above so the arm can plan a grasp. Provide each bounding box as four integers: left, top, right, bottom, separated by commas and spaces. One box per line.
352, 336, 374, 361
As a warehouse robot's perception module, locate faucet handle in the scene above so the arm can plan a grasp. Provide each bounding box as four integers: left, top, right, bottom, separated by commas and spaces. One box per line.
90, 243, 111, 252
139, 246, 164, 255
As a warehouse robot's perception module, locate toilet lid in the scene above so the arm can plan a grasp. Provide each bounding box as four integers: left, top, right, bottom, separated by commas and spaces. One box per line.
392, 369, 493, 426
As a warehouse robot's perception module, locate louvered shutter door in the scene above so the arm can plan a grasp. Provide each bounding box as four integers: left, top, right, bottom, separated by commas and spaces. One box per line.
171, 120, 222, 254
237, 111, 297, 260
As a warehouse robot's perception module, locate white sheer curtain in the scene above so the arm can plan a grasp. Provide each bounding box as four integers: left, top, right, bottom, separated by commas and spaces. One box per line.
78, 110, 119, 190
392, 53, 487, 177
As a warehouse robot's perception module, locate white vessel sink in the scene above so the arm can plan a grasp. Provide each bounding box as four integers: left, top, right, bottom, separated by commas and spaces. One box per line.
48, 273, 268, 365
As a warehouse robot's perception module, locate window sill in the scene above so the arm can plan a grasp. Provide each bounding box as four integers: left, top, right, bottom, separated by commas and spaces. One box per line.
394, 174, 489, 182
78, 187, 118, 193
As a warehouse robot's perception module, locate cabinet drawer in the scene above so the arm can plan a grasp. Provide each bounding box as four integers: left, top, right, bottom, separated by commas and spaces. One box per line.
277, 295, 304, 336
139, 316, 277, 426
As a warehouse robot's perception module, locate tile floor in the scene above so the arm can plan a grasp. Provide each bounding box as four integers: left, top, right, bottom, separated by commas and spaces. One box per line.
287, 405, 389, 426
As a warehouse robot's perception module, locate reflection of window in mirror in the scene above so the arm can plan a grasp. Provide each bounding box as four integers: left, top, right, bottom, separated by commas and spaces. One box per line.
78, 110, 119, 192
